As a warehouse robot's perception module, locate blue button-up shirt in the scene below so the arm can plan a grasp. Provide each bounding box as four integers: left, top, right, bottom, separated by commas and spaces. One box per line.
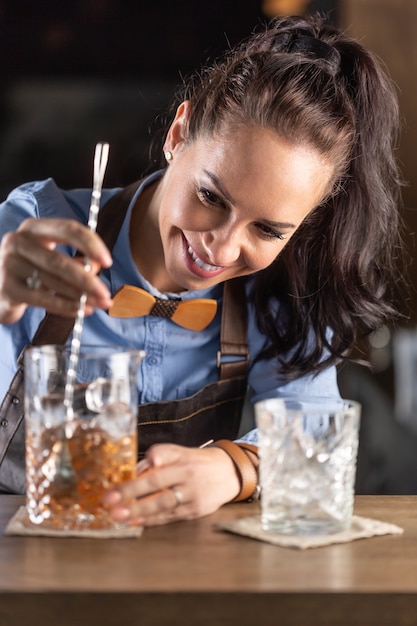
0, 174, 340, 444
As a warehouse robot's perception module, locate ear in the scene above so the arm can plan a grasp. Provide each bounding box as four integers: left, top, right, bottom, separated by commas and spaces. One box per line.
163, 101, 192, 154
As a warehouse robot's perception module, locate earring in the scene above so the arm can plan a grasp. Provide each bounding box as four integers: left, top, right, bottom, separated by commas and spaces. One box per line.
164, 150, 173, 162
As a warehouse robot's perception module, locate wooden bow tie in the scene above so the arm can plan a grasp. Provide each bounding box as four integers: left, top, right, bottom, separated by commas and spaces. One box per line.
109, 285, 217, 331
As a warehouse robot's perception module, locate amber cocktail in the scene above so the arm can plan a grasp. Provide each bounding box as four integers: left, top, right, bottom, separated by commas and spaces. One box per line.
24, 345, 144, 530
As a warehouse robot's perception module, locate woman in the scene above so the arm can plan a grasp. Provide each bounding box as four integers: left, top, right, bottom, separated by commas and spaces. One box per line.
0, 15, 405, 525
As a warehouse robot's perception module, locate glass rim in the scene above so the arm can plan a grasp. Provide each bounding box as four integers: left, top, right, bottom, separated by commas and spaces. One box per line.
254, 396, 361, 412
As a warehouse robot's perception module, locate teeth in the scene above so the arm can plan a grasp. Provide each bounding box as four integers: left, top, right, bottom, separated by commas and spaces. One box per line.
188, 246, 221, 272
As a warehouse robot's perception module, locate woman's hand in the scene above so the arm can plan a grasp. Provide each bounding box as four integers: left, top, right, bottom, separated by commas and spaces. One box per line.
0, 217, 113, 324
102, 443, 243, 526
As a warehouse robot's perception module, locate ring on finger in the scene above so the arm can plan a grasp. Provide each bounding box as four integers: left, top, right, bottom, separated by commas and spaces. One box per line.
171, 486, 183, 508
26, 269, 42, 290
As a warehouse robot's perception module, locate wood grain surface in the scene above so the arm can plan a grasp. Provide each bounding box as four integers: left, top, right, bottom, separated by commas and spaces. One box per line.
0, 496, 417, 625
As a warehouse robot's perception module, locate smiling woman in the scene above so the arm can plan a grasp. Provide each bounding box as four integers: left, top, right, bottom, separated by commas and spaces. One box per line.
0, 15, 407, 527
147, 120, 333, 292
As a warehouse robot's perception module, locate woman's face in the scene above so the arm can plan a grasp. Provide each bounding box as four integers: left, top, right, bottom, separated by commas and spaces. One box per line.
153, 103, 334, 292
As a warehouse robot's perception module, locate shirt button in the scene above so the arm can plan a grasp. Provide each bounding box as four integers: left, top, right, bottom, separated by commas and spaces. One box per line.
12, 396, 20, 405
1, 419, 8, 428
148, 356, 159, 366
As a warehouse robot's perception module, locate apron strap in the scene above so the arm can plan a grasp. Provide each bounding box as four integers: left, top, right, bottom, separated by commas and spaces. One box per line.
218, 277, 249, 381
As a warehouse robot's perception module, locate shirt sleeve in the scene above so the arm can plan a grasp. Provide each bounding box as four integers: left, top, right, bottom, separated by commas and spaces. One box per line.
0, 179, 82, 400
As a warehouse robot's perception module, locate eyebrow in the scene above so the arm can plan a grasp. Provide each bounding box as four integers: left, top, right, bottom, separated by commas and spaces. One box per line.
203, 169, 296, 230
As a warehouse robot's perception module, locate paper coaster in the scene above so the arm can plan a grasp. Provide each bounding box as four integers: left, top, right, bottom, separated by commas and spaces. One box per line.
4, 506, 143, 539
216, 515, 404, 550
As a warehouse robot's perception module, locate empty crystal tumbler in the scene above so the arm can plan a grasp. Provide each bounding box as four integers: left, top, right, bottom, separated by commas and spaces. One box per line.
24, 344, 145, 530
255, 397, 361, 535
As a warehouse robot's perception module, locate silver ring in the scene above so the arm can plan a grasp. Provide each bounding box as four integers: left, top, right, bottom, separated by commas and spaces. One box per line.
26, 269, 42, 290
171, 487, 183, 507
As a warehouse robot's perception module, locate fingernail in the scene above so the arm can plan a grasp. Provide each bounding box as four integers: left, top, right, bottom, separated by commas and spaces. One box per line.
103, 251, 113, 267
111, 507, 130, 521
129, 517, 145, 527
102, 490, 122, 506
136, 459, 151, 474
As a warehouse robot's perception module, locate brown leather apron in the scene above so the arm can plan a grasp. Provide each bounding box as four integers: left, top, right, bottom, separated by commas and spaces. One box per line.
0, 181, 249, 493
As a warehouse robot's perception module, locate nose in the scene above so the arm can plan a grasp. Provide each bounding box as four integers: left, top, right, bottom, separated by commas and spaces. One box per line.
201, 224, 245, 267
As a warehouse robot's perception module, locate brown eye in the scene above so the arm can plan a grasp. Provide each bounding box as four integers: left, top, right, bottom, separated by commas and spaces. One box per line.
199, 187, 224, 207
258, 223, 285, 240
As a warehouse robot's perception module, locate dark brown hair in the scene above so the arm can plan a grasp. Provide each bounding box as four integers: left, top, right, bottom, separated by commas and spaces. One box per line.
155, 15, 407, 378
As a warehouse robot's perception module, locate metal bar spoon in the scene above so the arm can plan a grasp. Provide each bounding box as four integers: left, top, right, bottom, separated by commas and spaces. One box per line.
52, 142, 110, 495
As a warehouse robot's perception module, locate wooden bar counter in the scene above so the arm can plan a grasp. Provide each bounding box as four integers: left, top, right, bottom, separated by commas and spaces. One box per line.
0, 495, 416, 625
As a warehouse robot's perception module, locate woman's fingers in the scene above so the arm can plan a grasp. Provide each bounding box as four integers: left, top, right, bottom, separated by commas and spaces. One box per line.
2, 245, 110, 317
0, 218, 113, 322
102, 444, 242, 526
16, 217, 113, 268
109, 486, 191, 527
106, 460, 186, 503
102, 447, 194, 525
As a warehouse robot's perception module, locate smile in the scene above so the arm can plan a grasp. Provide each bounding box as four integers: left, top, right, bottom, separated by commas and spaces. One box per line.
187, 245, 222, 272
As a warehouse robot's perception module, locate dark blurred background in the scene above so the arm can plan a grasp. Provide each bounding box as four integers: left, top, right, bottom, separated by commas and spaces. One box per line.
0, 0, 337, 196
3, 0, 417, 493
